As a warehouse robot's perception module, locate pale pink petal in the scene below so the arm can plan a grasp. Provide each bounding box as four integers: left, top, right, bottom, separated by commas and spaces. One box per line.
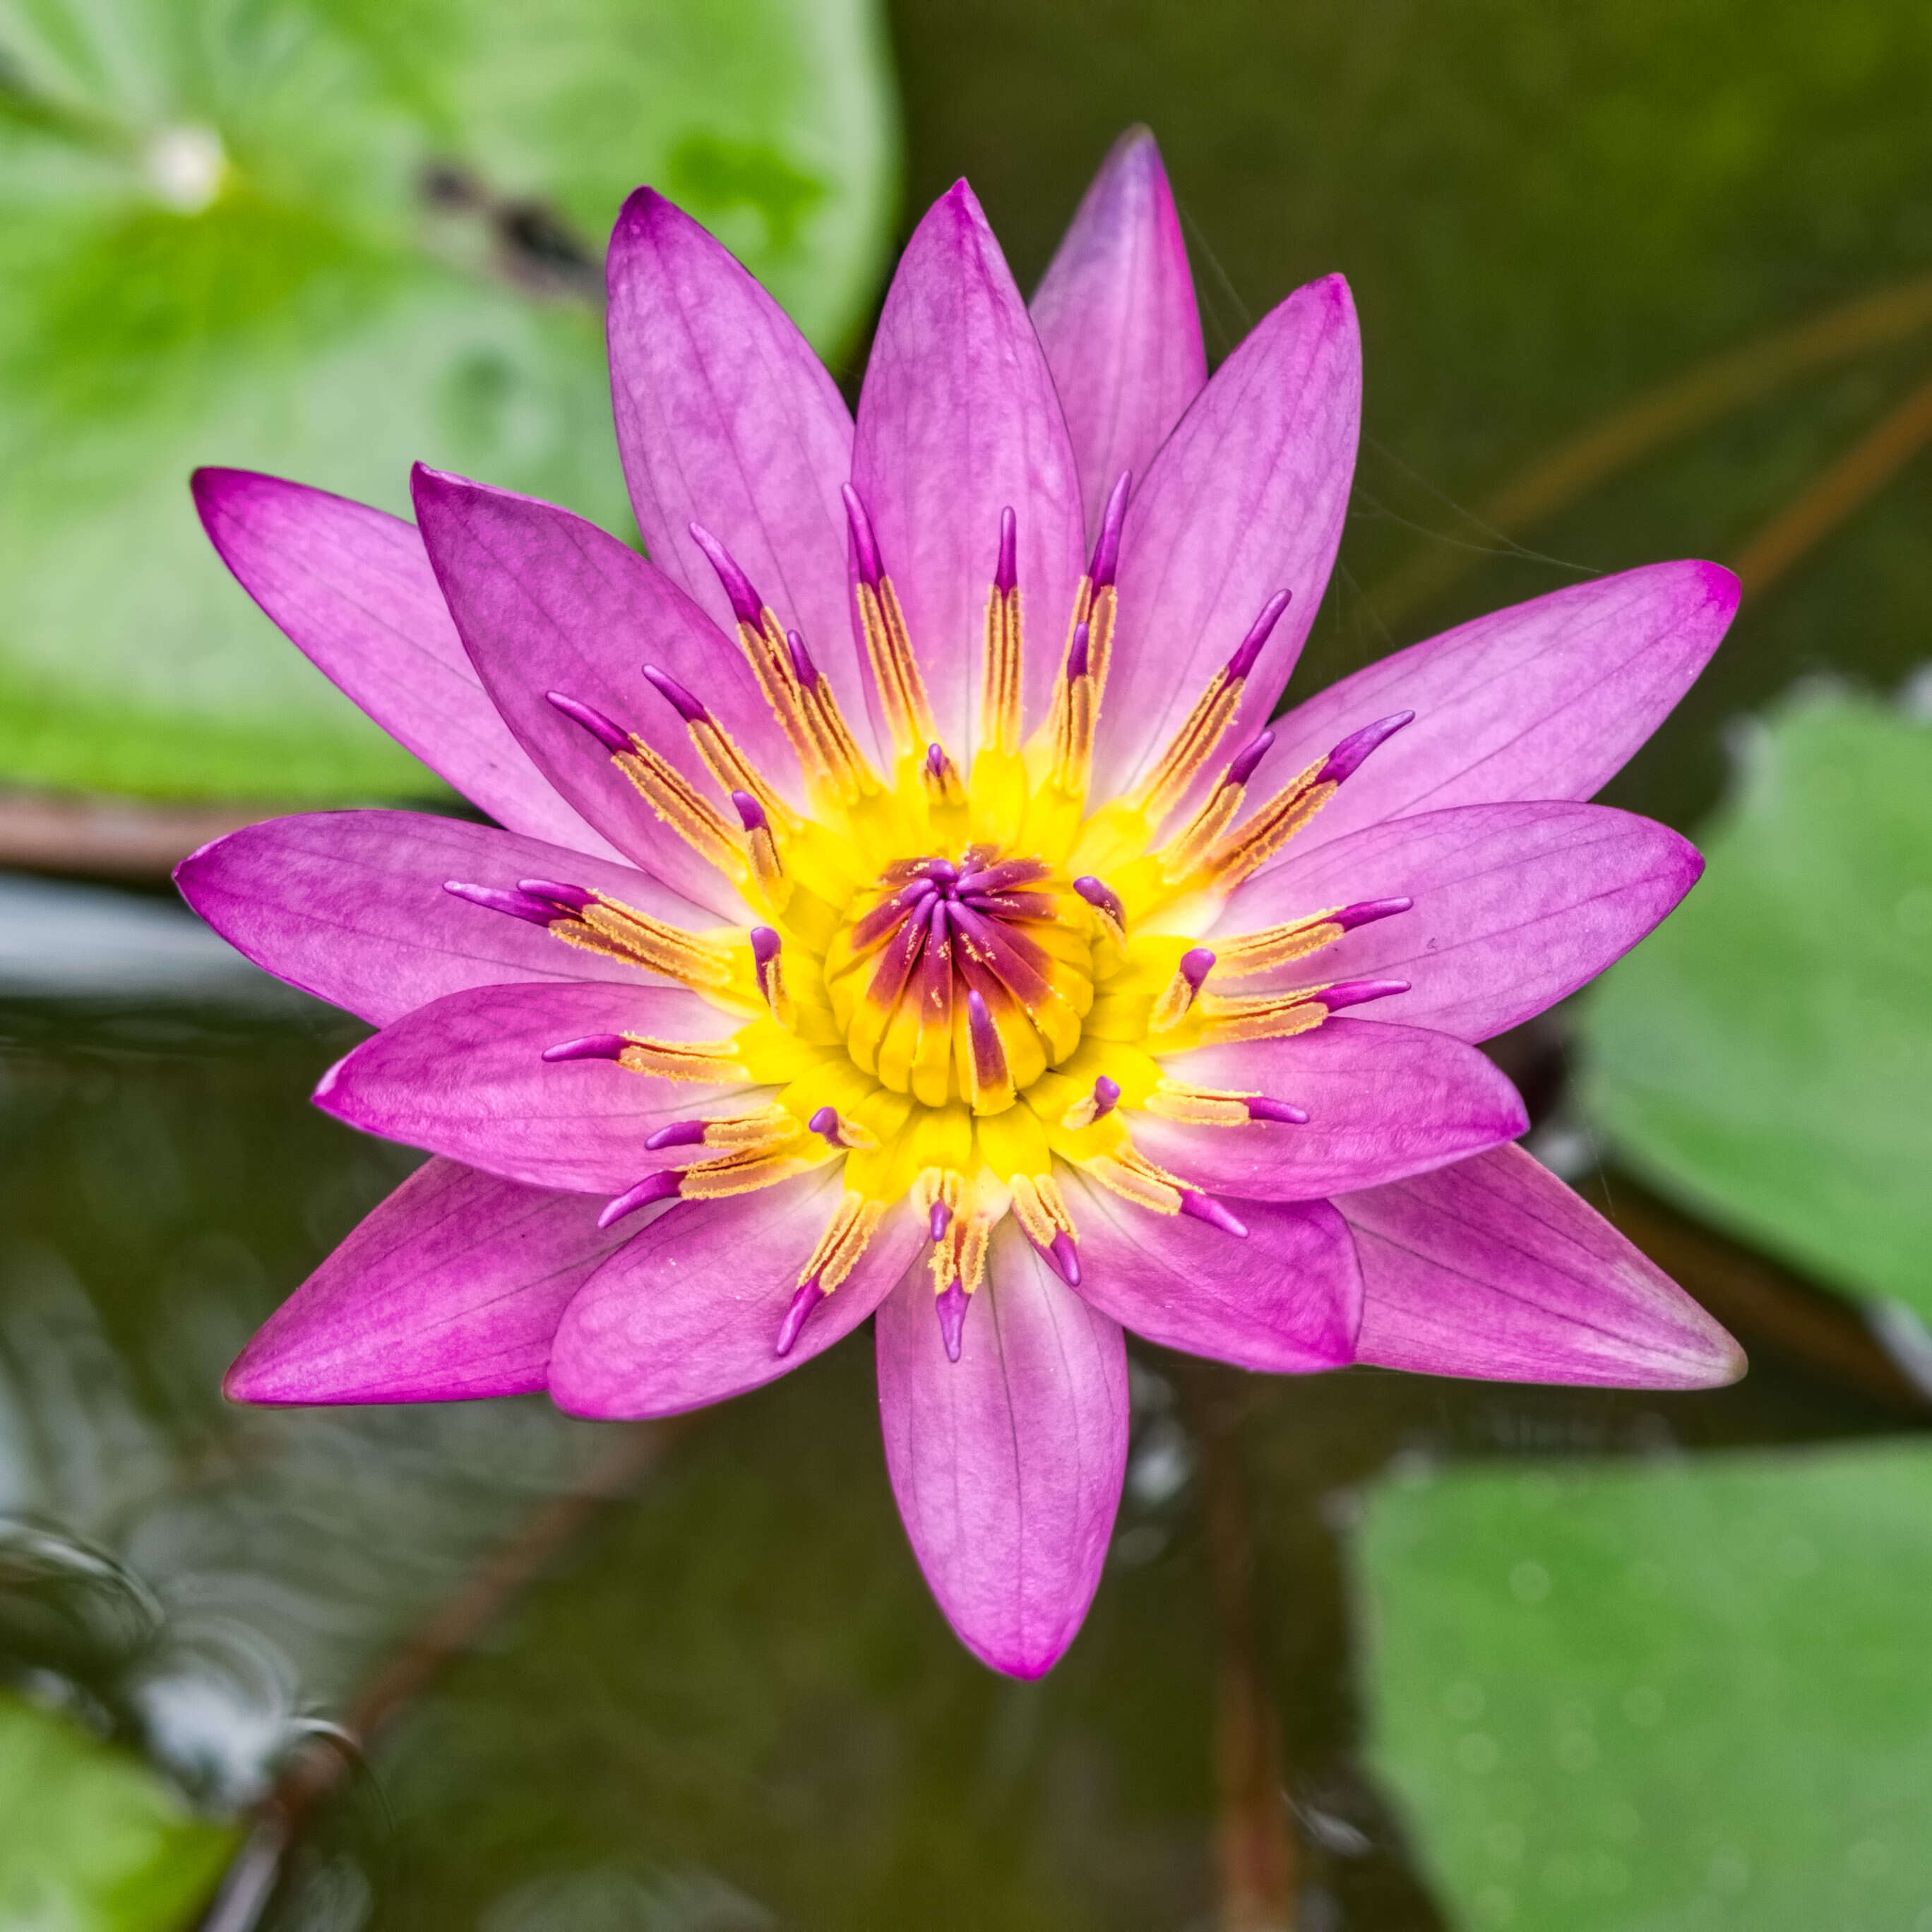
604, 191, 878, 759
1094, 274, 1359, 797
1213, 802, 1703, 1042
1056, 1171, 1360, 1372
1235, 561, 1739, 847
225, 1159, 631, 1405
175, 809, 712, 1026
191, 469, 617, 856
851, 181, 1085, 755
1135, 1018, 1527, 1200
410, 465, 779, 915
314, 982, 749, 1193
1340, 1144, 1745, 1388
1030, 127, 1205, 535
549, 1174, 925, 1417
876, 1220, 1128, 1678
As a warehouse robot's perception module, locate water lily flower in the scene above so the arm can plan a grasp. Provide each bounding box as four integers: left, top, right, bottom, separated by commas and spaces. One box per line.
179, 129, 1743, 1677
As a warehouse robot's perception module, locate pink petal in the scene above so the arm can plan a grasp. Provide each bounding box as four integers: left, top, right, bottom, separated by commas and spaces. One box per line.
1093, 274, 1359, 797
876, 1223, 1127, 1678
225, 1159, 629, 1405
410, 466, 780, 915
1215, 802, 1703, 1042
1339, 1144, 1745, 1388
1030, 128, 1205, 537
1237, 561, 1739, 847
176, 809, 712, 1026
851, 181, 1085, 755
604, 191, 877, 761
549, 1174, 925, 1417
1056, 1171, 1360, 1372
314, 981, 749, 1193
1136, 1018, 1527, 1200
191, 470, 617, 857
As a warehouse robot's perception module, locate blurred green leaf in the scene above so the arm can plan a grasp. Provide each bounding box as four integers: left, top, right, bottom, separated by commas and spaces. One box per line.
0, 0, 898, 802
1578, 686, 1932, 1315
0, 1690, 235, 1929
1358, 1445, 1932, 1931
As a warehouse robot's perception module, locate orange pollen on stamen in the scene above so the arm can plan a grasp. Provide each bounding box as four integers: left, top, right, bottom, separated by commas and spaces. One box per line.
798, 1191, 886, 1293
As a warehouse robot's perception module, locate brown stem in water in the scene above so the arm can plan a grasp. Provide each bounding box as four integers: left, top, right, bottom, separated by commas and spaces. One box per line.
1728, 364, 1932, 594
1185, 1366, 1298, 1932
196, 1421, 672, 1932
1364, 272, 1932, 630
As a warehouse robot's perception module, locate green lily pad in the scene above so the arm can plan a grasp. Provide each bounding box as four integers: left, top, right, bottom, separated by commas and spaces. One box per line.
0, 0, 898, 803
1578, 686, 1932, 1317
0, 1690, 236, 1930
1357, 1445, 1932, 1931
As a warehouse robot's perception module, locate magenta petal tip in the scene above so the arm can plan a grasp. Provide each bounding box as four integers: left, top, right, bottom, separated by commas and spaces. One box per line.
935, 1282, 969, 1362
546, 690, 632, 754
775, 1279, 826, 1357
597, 1169, 681, 1229
542, 1033, 633, 1063
1179, 1191, 1248, 1238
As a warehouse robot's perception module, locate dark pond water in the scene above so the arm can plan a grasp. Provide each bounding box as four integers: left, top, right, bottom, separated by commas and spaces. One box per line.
7, 1, 1932, 1926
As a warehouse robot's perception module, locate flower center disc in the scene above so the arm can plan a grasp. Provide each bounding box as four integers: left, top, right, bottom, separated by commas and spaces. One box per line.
823, 847, 1095, 1114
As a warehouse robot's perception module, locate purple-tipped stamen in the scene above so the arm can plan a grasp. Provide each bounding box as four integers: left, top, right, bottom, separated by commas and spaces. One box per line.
922, 857, 960, 886
807, 1106, 846, 1148
1317, 711, 1415, 787
1245, 1096, 1310, 1126
785, 628, 819, 688
936, 1282, 969, 1362
1179, 1191, 1248, 1238
730, 789, 768, 834
924, 741, 948, 782
1066, 620, 1090, 681
515, 878, 597, 911
1315, 977, 1412, 1013
541, 1034, 633, 1063
1334, 895, 1414, 931
965, 989, 1008, 1093
597, 1169, 681, 1230
1091, 1075, 1121, 1119
842, 483, 883, 587
643, 1119, 708, 1151
775, 1279, 825, 1357
750, 926, 782, 970
546, 691, 632, 754
1179, 948, 1215, 994
994, 506, 1017, 595
1044, 1231, 1083, 1287
1089, 470, 1131, 589
642, 664, 709, 725
1225, 730, 1275, 790
929, 1198, 953, 1241
443, 880, 556, 926
1225, 590, 1293, 681
1073, 876, 1126, 926
955, 858, 1049, 896
686, 522, 763, 624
